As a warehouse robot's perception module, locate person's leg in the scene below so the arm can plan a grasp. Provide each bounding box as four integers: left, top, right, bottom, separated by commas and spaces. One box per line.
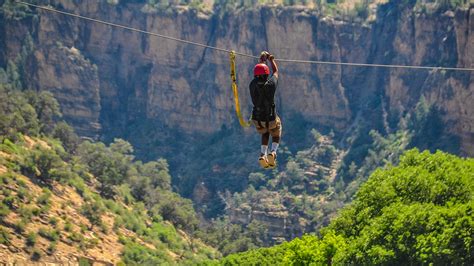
261, 132, 270, 155
271, 136, 280, 152
270, 117, 282, 153
267, 117, 282, 167
258, 132, 270, 168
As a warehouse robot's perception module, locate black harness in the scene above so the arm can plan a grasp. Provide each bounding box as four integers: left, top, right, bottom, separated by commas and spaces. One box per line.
252, 79, 276, 129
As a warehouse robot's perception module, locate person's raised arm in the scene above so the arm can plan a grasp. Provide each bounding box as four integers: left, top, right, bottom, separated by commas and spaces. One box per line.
259, 51, 278, 78
268, 54, 278, 79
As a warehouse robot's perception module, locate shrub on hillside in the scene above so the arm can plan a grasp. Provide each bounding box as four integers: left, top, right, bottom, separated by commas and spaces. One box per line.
26, 232, 37, 246
38, 227, 59, 242
81, 201, 104, 229
77, 140, 133, 197
0, 227, 10, 245
0, 202, 10, 220
14, 219, 26, 234
120, 239, 173, 265
36, 188, 52, 206
31, 248, 42, 261
21, 146, 63, 183
52, 122, 80, 154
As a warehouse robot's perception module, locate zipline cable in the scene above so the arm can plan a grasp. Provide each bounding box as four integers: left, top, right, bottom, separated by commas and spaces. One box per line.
14, 1, 474, 72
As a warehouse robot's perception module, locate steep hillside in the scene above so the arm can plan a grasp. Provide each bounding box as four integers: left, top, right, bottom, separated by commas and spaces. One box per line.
0, 137, 218, 264
219, 149, 474, 265
0, 87, 218, 264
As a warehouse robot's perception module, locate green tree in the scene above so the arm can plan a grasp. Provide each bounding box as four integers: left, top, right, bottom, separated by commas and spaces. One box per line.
330, 149, 473, 264
21, 146, 63, 183
52, 122, 80, 154
26, 91, 61, 134
0, 87, 40, 138
77, 139, 133, 197
220, 149, 473, 265
81, 201, 104, 229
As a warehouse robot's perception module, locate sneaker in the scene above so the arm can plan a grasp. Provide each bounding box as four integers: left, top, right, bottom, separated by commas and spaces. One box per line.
267, 151, 277, 168
258, 154, 270, 169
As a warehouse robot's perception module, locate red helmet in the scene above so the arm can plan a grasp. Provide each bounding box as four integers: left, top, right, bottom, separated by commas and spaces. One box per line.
253, 63, 270, 76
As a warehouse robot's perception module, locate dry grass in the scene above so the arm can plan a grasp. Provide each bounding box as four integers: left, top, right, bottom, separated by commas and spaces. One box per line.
0, 173, 128, 264
0, 140, 162, 264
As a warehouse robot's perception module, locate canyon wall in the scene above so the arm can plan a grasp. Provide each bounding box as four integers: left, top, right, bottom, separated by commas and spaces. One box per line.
0, 0, 472, 155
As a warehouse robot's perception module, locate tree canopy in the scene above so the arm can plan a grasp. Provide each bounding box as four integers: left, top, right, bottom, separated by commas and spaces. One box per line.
220, 149, 474, 265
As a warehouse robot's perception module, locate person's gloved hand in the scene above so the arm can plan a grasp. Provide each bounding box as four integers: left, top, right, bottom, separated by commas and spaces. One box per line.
268, 54, 275, 61
260, 51, 270, 62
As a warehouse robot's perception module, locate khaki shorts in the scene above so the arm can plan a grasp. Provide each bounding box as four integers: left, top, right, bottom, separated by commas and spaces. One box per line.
252, 116, 282, 138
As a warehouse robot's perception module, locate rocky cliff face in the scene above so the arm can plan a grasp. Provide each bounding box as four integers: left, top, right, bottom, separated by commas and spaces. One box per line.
28, 44, 102, 137
1, 1, 472, 155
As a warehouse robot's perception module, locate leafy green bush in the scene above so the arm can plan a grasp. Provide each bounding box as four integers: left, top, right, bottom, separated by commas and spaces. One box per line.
14, 219, 26, 234
38, 227, 59, 242
77, 139, 134, 197
47, 241, 57, 254
36, 188, 52, 206
148, 190, 199, 232
31, 248, 42, 261
17, 187, 31, 202
0, 87, 39, 139
0, 139, 22, 155
68, 231, 84, 243
330, 149, 473, 264
0, 227, 10, 245
120, 239, 173, 265
121, 209, 147, 235
78, 257, 92, 266
3, 195, 16, 209
0, 204, 12, 221
26, 232, 37, 246
21, 146, 63, 182
19, 205, 35, 221
146, 222, 183, 250
64, 220, 73, 232
67, 176, 88, 196
49, 217, 58, 227
81, 201, 104, 229
52, 122, 80, 154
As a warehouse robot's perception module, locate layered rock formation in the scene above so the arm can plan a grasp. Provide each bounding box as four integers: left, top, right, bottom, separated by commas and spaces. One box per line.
1, 1, 472, 154
28, 44, 102, 137
1, 1, 472, 148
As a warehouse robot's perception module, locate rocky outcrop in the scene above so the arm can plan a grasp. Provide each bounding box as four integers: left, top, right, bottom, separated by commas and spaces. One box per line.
226, 134, 345, 242
227, 190, 302, 243
1, 1, 472, 153
27, 44, 101, 138
379, 5, 474, 155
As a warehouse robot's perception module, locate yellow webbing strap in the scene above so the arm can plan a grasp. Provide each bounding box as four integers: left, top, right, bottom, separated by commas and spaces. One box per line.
230, 50, 252, 128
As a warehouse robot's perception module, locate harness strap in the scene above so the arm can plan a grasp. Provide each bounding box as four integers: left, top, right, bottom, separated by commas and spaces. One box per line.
230, 51, 252, 128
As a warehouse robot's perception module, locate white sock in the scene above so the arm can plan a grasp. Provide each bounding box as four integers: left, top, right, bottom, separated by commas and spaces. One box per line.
271, 142, 279, 153
261, 145, 268, 155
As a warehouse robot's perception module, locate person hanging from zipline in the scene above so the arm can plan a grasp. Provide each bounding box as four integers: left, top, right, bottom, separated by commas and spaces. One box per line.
249, 51, 282, 169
